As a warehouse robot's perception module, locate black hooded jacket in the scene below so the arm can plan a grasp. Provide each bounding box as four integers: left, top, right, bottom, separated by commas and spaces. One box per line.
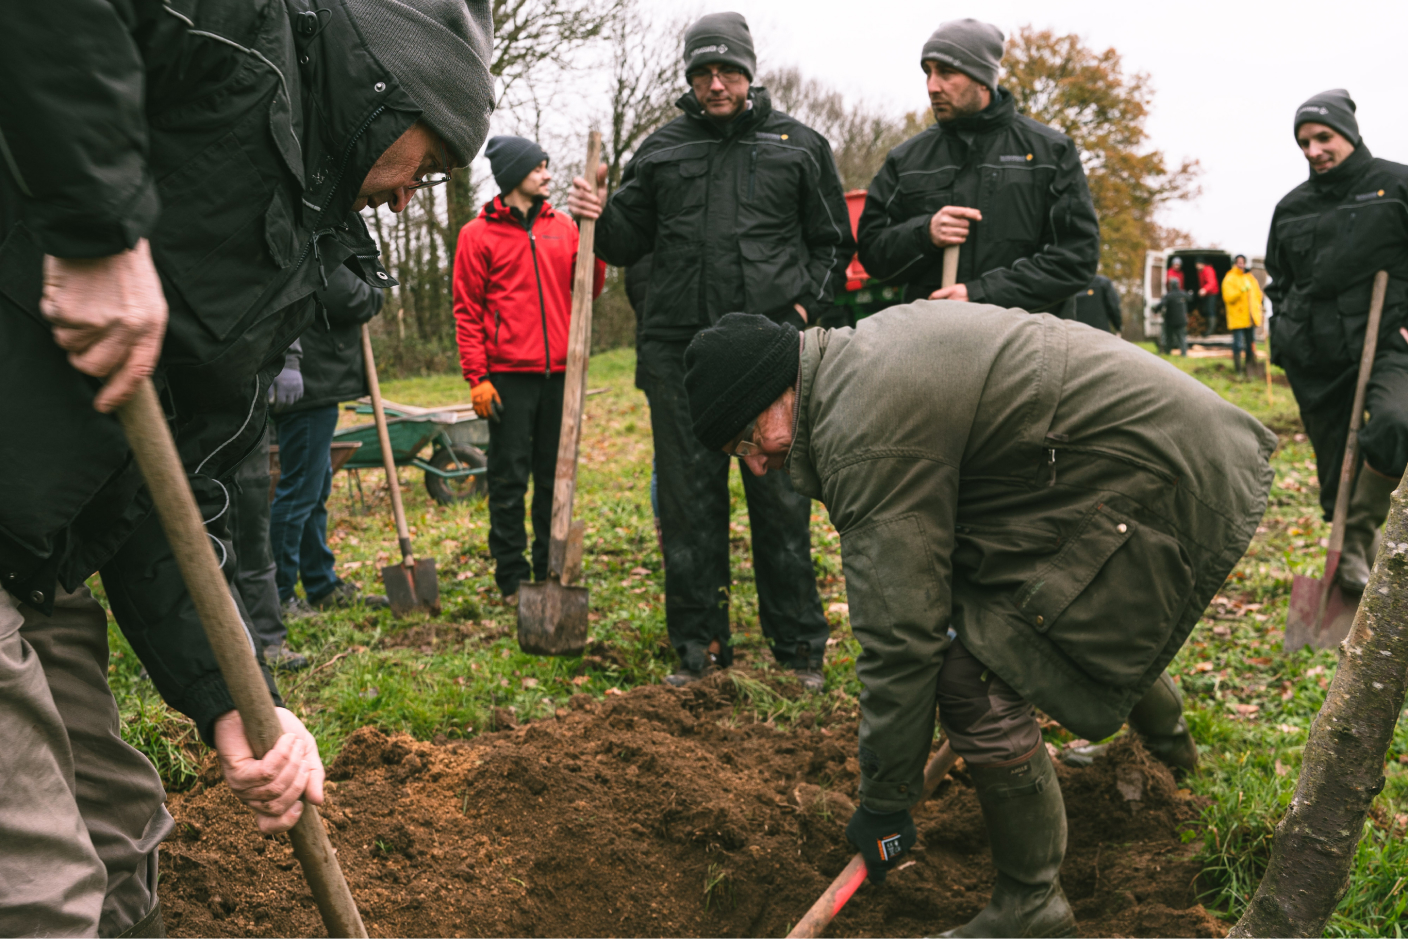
1265, 143, 1408, 376
0, 0, 485, 738
856, 88, 1100, 313
593, 87, 854, 341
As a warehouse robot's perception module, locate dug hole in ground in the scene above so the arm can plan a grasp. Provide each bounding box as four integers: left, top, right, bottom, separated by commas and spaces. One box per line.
160, 673, 1224, 938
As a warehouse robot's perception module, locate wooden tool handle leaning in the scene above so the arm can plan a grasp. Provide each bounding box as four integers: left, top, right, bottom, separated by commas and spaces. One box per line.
1327, 270, 1388, 560
786, 740, 959, 938
117, 380, 367, 938
941, 245, 960, 289
362, 323, 415, 566
547, 129, 602, 579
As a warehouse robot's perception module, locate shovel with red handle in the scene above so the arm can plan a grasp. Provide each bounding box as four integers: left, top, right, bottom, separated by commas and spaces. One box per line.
1284, 270, 1388, 651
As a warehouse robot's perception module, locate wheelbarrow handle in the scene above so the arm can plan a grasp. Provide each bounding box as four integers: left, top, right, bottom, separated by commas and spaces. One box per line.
116, 380, 367, 938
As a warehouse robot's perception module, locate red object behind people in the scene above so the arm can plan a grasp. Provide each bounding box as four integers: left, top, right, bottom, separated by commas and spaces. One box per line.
1198, 263, 1218, 296
844, 189, 869, 291
453, 195, 606, 386
1166, 267, 1185, 290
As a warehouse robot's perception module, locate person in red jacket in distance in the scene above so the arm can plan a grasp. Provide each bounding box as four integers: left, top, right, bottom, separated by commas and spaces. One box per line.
453, 136, 605, 600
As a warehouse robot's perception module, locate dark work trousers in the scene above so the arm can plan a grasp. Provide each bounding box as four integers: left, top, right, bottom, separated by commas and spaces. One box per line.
1284, 350, 1408, 518
269, 406, 341, 605
636, 338, 829, 673
228, 427, 285, 647
1202, 295, 1219, 334
486, 372, 564, 596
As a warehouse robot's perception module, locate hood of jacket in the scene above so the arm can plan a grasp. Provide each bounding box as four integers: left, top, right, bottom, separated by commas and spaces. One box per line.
1307, 141, 1375, 195
675, 85, 773, 138
935, 85, 1017, 136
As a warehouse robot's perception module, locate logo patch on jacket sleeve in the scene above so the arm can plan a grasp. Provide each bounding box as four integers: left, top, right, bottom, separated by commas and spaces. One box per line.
877, 833, 905, 861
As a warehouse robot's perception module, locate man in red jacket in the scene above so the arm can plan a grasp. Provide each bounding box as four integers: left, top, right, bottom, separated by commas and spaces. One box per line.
453, 137, 605, 599
1195, 259, 1221, 333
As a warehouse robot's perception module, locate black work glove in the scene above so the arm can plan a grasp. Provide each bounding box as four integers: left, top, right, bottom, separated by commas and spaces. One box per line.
845, 805, 917, 885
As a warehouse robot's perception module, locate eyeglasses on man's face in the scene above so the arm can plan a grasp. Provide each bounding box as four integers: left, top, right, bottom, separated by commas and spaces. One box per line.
689, 65, 747, 89
726, 418, 760, 457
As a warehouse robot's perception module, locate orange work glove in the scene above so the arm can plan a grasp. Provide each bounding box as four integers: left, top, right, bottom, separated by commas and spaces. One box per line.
470, 380, 501, 419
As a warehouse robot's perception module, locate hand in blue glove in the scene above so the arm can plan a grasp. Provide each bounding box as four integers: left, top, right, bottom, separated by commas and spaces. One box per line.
845, 804, 917, 885
271, 366, 304, 409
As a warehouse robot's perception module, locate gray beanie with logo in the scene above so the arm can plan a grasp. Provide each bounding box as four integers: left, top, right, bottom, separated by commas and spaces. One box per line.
1294, 88, 1361, 147
682, 12, 757, 81
921, 18, 1005, 91
342, 0, 495, 165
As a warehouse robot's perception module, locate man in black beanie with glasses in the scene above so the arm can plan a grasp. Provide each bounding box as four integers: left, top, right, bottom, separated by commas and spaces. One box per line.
567, 11, 852, 690
683, 304, 1274, 937
1266, 88, 1408, 596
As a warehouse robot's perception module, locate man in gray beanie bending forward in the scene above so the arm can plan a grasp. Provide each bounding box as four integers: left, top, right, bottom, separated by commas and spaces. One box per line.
683, 306, 1274, 937
858, 19, 1100, 317
568, 11, 853, 691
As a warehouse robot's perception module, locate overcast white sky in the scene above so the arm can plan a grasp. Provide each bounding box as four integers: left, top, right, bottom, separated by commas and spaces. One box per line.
635, 0, 1408, 259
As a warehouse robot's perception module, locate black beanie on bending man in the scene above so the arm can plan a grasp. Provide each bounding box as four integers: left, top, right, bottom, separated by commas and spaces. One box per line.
684, 313, 800, 451
682, 12, 757, 81
921, 18, 1005, 91
1294, 88, 1361, 147
486, 136, 549, 194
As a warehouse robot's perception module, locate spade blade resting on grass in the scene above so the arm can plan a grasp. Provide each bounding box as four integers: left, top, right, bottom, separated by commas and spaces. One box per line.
517, 132, 601, 656
1283, 271, 1386, 650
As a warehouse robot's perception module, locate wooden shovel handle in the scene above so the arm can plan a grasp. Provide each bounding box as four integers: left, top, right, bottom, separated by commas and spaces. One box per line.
787, 740, 959, 938
362, 323, 415, 566
1327, 270, 1388, 560
117, 380, 367, 937
547, 130, 602, 578
941, 245, 959, 289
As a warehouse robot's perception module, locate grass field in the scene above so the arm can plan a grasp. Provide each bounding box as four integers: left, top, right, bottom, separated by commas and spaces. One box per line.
99, 341, 1408, 934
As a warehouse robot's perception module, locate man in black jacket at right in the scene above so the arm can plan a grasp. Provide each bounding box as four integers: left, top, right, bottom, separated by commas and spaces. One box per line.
569, 12, 853, 689
1074, 274, 1124, 334
1266, 89, 1408, 593
858, 19, 1100, 316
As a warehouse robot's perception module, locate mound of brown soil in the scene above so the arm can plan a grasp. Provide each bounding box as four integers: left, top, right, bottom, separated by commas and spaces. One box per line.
160, 676, 1225, 938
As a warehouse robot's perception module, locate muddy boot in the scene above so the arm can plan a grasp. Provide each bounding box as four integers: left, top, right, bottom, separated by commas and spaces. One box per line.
1338, 467, 1396, 594
940, 746, 1076, 938
1063, 673, 1197, 775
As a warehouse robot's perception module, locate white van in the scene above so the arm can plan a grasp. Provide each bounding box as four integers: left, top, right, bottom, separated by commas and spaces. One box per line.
1142, 248, 1268, 344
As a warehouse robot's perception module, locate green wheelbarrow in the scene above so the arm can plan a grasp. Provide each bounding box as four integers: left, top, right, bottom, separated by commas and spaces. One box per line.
335, 397, 489, 505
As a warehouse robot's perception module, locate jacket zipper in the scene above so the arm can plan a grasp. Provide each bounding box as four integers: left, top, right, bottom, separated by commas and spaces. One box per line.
526, 219, 550, 376
291, 104, 387, 276
748, 146, 757, 200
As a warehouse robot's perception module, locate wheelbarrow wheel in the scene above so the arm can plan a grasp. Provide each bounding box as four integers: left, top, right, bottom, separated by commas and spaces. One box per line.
425, 445, 487, 504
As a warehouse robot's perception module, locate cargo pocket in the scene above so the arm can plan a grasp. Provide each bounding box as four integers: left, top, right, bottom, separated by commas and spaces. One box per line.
1014, 502, 1193, 687
657, 157, 709, 216
739, 239, 808, 317
840, 514, 945, 649
645, 242, 705, 329
985, 167, 1042, 239
896, 167, 956, 215
149, 133, 282, 342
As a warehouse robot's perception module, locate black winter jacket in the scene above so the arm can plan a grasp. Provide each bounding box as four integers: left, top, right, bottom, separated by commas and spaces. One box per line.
1265, 144, 1408, 376
594, 88, 854, 340
0, 0, 487, 736
281, 266, 384, 413
1154, 284, 1190, 329
857, 89, 1100, 313
1074, 275, 1124, 332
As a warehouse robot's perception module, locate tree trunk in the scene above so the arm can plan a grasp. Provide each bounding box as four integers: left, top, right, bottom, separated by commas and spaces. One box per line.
1229, 470, 1408, 937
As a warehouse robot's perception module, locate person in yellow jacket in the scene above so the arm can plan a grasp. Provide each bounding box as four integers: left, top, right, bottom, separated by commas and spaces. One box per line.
1223, 254, 1264, 374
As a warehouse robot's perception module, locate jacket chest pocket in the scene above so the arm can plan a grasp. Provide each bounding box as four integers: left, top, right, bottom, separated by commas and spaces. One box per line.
656, 158, 709, 216
739, 238, 808, 316
1274, 215, 1318, 284
896, 168, 956, 216
1013, 502, 1193, 688
983, 167, 1045, 243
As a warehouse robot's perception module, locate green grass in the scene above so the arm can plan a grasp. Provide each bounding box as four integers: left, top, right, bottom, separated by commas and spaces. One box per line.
94, 342, 1408, 934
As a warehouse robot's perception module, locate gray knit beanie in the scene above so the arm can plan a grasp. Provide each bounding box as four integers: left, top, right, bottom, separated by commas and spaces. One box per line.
684, 313, 799, 451
921, 19, 1005, 91
682, 12, 757, 81
342, 0, 495, 165
1294, 88, 1361, 147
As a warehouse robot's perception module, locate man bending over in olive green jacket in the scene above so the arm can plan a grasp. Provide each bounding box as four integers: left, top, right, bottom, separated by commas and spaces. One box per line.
682, 304, 1276, 938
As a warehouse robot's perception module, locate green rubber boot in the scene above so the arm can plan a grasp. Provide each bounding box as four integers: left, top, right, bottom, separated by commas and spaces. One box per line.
940, 746, 1076, 938
1338, 467, 1396, 594
1062, 672, 1197, 775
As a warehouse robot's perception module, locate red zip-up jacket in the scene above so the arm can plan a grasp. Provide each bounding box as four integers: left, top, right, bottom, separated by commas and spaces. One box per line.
453, 195, 606, 386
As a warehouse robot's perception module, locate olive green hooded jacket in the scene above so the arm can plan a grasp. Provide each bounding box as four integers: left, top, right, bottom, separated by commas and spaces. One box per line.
786, 302, 1276, 812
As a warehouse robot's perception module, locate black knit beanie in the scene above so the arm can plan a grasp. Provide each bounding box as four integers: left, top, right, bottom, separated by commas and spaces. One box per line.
1294, 88, 1361, 147
921, 19, 1005, 91
684, 313, 800, 451
485, 135, 549, 194
682, 12, 757, 81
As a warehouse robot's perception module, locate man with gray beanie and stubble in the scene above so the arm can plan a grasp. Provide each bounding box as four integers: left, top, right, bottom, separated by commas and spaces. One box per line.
858, 19, 1100, 317
0, 1, 491, 934
568, 12, 852, 691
